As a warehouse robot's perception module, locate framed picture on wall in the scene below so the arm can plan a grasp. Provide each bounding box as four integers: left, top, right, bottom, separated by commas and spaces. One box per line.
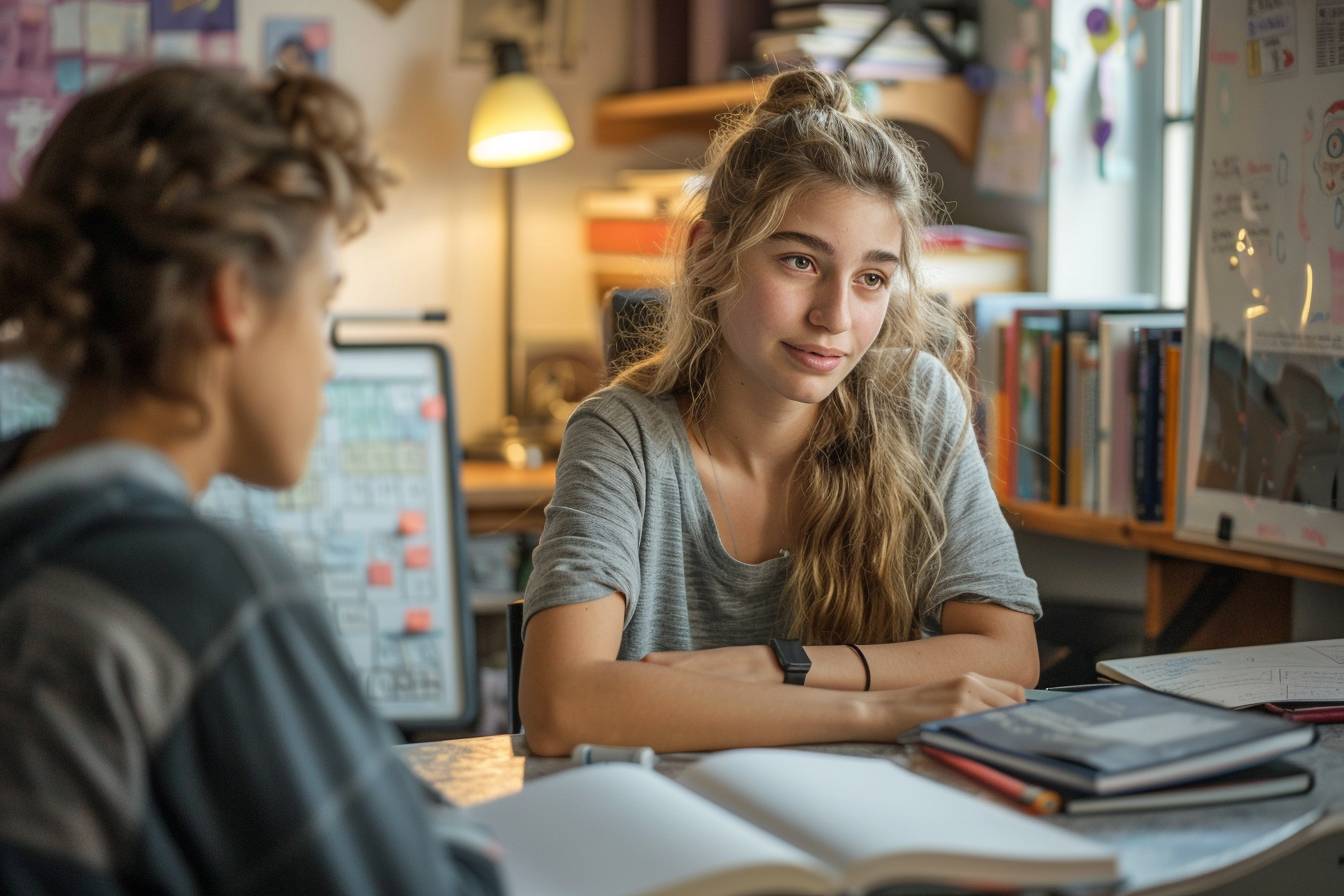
263, 18, 332, 75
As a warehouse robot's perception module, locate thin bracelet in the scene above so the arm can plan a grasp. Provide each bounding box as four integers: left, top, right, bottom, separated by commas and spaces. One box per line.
844, 643, 871, 692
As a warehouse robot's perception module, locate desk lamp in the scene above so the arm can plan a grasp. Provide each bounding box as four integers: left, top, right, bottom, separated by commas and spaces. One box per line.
467, 40, 573, 469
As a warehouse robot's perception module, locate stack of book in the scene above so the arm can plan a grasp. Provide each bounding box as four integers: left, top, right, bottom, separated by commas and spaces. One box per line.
922, 226, 1027, 307
749, 1, 972, 80
915, 685, 1317, 816
970, 294, 1191, 522
581, 169, 699, 299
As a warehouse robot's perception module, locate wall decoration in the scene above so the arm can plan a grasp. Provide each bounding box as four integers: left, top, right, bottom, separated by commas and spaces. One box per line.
0, 0, 238, 197
264, 18, 331, 75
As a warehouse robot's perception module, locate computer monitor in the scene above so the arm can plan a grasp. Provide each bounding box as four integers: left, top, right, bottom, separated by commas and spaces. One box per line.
0, 358, 61, 440
0, 344, 476, 729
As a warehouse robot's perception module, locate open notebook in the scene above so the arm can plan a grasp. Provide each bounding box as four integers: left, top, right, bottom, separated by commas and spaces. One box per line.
1096, 638, 1344, 708
463, 749, 1118, 896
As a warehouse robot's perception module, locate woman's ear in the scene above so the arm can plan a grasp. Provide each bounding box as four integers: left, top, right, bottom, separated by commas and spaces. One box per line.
206, 263, 257, 346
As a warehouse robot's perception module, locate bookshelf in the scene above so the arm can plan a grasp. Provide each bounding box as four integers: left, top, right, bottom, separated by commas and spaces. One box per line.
1001, 499, 1344, 586
594, 77, 982, 164
1000, 498, 1344, 654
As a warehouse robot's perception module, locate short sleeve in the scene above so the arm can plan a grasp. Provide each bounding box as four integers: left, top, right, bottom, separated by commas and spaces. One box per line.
523, 399, 646, 636
911, 354, 1041, 634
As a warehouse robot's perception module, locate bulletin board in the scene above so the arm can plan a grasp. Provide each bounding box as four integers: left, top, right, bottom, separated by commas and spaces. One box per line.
0, 0, 238, 197
1176, 0, 1344, 567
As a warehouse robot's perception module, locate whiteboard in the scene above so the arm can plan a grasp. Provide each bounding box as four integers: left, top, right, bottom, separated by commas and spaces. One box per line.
1177, 0, 1344, 567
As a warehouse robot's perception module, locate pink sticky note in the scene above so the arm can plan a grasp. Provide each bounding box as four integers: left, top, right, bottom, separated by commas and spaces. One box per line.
404, 608, 432, 634
420, 395, 446, 421
367, 562, 394, 587
398, 510, 426, 536
404, 545, 432, 569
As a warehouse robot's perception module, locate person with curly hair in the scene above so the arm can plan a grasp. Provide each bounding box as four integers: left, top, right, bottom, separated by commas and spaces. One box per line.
0, 66, 500, 894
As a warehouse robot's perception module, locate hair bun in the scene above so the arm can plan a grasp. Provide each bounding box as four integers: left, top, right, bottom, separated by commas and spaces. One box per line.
757, 69, 855, 119
0, 197, 94, 374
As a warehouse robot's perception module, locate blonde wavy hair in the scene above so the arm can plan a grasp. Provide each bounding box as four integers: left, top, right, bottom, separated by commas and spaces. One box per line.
617, 69, 974, 644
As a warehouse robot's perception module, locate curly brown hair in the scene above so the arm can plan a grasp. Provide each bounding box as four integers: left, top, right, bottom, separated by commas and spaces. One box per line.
0, 64, 392, 406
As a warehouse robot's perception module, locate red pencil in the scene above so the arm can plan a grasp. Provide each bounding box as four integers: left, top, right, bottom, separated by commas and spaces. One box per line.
919, 745, 1062, 815
1263, 703, 1344, 723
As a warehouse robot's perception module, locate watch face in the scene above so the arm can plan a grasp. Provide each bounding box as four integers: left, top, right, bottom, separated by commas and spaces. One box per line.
771, 638, 810, 669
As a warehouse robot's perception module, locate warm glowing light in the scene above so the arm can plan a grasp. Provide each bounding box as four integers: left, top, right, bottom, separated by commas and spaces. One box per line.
1300, 262, 1314, 329
468, 73, 574, 168
1237, 227, 1247, 240
1236, 240, 1246, 252
1246, 245, 1255, 255
1252, 287, 1262, 298
1245, 304, 1269, 319
1229, 256, 1240, 268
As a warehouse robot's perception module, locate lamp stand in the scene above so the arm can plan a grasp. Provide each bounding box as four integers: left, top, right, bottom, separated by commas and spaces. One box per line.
464, 165, 545, 469
503, 164, 516, 419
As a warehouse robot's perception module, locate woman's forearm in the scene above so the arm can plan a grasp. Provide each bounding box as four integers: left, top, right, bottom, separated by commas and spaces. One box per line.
521, 658, 875, 756
806, 634, 1039, 692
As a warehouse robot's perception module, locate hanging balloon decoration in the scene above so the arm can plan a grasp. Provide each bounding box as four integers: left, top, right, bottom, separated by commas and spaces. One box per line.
1083, 1, 1165, 180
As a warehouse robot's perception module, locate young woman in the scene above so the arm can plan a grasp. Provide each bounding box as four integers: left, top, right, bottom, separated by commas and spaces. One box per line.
0, 67, 500, 894
521, 70, 1041, 756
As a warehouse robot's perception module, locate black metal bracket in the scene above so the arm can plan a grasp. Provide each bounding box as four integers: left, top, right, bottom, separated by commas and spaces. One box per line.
1147, 564, 1242, 655
842, 0, 979, 76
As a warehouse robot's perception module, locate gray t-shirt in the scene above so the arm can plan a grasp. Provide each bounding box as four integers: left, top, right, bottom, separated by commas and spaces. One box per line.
524, 352, 1040, 659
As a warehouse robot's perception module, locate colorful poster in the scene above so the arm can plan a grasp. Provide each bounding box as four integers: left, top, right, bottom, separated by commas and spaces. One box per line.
148, 0, 234, 32
0, 0, 238, 197
1247, 0, 1299, 80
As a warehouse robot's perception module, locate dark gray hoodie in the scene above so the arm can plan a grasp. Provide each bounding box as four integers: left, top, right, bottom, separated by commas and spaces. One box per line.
0, 434, 501, 895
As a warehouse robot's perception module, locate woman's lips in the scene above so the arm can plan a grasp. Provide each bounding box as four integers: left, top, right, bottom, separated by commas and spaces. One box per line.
783, 342, 845, 372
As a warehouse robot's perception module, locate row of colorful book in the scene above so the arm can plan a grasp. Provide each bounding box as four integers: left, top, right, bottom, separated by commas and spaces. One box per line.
971, 295, 1188, 522
582, 171, 1028, 307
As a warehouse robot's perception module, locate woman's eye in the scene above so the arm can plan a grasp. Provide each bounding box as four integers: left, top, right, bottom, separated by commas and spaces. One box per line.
860, 273, 887, 288
783, 255, 813, 271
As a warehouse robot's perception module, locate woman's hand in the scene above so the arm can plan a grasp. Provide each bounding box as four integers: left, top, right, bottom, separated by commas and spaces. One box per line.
641, 645, 783, 684
859, 672, 1026, 742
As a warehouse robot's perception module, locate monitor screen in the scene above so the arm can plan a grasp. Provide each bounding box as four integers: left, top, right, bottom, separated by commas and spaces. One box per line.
0, 344, 474, 729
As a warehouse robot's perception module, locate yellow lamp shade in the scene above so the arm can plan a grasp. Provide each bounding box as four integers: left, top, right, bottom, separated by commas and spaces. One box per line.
468, 72, 574, 168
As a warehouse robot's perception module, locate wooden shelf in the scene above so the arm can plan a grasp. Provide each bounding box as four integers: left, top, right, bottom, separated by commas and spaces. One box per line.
1000, 498, 1344, 588
461, 461, 555, 534
595, 76, 983, 164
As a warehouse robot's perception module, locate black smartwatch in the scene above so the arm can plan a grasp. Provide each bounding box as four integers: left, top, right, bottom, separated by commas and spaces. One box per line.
769, 638, 811, 686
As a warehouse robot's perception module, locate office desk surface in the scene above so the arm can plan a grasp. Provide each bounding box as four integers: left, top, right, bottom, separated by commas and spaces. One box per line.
400, 725, 1344, 895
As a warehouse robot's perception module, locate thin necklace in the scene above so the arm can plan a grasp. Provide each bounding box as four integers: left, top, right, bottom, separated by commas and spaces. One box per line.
697, 421, 742, 560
